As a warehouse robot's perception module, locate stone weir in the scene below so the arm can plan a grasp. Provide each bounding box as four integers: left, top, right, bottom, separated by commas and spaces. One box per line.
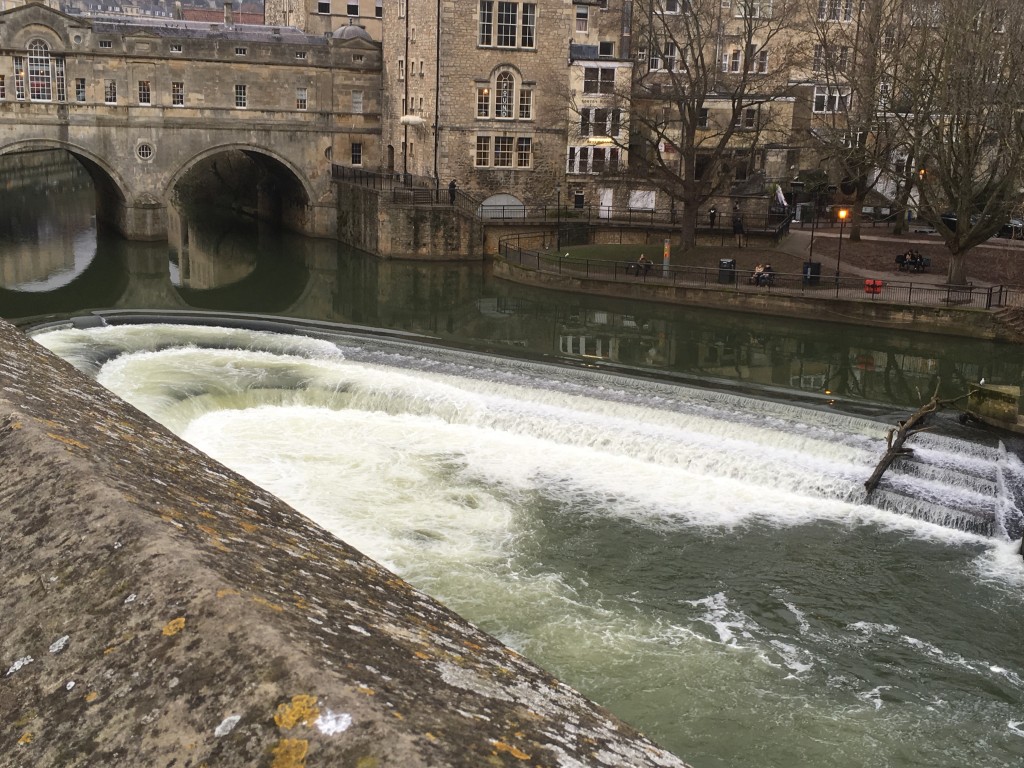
0, 320, 688, 768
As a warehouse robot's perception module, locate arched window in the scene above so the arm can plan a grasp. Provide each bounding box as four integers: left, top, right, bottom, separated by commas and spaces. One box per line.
495, 71, 514, 119
28, 40, 52, 101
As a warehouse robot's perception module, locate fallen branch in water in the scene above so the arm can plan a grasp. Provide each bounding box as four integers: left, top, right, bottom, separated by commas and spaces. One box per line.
864, 384, 972, 495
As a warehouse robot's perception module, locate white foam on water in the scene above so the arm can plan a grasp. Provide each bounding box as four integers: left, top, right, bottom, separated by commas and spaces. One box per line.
30, 322, 1024, 768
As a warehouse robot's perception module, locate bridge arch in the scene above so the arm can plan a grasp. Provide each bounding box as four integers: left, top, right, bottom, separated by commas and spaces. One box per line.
0, 138, 135, 234
166, 144, 322, 236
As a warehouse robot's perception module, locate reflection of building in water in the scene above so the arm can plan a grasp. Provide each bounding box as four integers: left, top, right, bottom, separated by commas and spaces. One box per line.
168, 209, 258, 290
557, 309, 668, 367
0, 151, 96, 289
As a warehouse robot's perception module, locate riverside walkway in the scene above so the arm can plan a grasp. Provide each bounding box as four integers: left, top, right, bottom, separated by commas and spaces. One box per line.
498, 230, 1024, 313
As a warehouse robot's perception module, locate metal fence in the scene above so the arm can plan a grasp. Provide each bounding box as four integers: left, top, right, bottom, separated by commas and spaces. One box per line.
498, 233, 1024, 311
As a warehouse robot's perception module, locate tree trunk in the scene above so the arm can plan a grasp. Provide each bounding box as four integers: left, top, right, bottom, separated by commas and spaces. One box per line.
847, 186, 870, 242
947, 250, 968, 285
678, 202, 700, 253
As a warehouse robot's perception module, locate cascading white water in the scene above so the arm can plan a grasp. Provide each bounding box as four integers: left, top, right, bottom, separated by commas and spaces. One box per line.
33, 322, 1024, 768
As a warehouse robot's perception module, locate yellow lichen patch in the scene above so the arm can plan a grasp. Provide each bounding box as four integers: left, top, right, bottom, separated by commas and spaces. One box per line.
413, 651, 431, 660
390, 711, 404, 721
197, 524, 230, 552
355, 757, 380, 768
462, 640, 483, 651
216, 588, 240, 599
274, 695, 319, 730
162, 617, 187, 636
198, 511, 218, 520
46, 432, 89, 451
239, 521, 260, 534
492, 741, 531, 760
84, 692, 99, 703
270, 738, 309, 768
252, 596, 285, 613
424, 732, 438, 743
293, 597, 308, 611
6, 420, 22, 430
17, 732, 33, 745
356, 686, 375, 696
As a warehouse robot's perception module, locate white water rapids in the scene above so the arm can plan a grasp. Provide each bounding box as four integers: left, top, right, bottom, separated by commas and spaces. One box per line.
34, 322, 1024, 768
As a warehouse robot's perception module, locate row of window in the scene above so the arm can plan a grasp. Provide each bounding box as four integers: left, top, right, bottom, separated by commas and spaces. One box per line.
316, 0, 382, 16
477, 73, 533, 119
475, 135, 533, 168
479, 2, 537, 49
0, 70, 369, 113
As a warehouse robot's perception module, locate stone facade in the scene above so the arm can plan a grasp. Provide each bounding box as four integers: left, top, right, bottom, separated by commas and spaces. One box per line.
378, 0, 636, 212
266, 0, 383, 39
0, 1, 382, 239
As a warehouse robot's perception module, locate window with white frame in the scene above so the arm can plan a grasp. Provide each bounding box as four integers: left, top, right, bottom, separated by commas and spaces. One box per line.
812, 43, 849, 72
347, 1, 358, 14
138, 80, 151, 105
235, 47, 247, 56
0, 75, 6, 100
818, 0, 853, 21
664, 0, 682, 12
398, 58, 405, 80
75, 77, 85, 102
663, 42, 678, 72
722, 49, 742, 72
296, 87, 308, 110
352, 90, 363, 113
580, 107, 622, 138
104, 79, 116, 104
170, 43, 182, 53
583, 67, 615, 94
518, 87, 532, 119
566, 146, 620, 174
14, 59, 25, 100
813, 85, 849, 112
495, 71, 514, 117
735, 0, 771, 18
376, 0, 382, 17
479, 2, 536, 48
399, 0, 406, 16
28, 40, 53, 101
477, 70, 532, 121
494, 136, 514, 166
318, 0, 330, 12
235, 83, 247, 108
576, 5, 588, 33
172, 81, 184, 106
697, 107, 709, 128
351, 142, 362, 165
516, 137, 532, 167
744, 46, 768, 73
476, 136, 491, 166
734, 107, 757, 129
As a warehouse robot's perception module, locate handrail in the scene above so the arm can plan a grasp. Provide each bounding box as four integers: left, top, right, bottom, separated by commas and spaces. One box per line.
496, 232, 1024, 311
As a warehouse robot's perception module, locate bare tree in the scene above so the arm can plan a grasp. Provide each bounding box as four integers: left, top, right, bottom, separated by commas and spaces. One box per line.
892, 0, 1024, 284
589, 0, 808, 252
803, 0, 913, 241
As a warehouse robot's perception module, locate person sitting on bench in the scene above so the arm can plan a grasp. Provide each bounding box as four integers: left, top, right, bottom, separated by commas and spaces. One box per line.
895, 252, 908, 271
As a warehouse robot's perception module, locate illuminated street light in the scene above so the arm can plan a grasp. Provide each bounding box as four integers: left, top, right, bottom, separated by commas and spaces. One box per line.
835, 208, 849, 288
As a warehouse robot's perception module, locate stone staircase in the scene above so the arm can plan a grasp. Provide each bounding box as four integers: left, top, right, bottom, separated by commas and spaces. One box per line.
993, 305, 1024, 340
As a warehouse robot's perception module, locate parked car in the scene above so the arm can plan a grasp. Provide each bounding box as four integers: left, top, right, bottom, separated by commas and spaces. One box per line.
998, 218, 1024, 239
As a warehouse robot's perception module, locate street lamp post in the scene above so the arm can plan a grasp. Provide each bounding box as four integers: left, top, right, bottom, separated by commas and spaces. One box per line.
555, 187, 561, 251
835, 207, 849, 288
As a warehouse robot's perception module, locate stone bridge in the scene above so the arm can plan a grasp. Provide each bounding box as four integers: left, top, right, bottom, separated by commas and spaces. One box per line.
0, 3, 381, 240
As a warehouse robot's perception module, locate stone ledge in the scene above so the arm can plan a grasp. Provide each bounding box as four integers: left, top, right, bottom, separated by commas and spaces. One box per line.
0, 320, 687, 767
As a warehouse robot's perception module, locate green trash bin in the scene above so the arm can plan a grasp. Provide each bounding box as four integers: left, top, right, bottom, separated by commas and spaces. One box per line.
718, 258, 736, 284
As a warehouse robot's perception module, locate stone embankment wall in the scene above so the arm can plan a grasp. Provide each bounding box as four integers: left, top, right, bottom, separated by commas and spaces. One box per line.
0, 320, 687, 768
493, 260, 999, 340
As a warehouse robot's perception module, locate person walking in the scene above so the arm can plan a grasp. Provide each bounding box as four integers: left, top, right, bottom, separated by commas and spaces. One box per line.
448, 179, 457, 205
708, 207, 717, 230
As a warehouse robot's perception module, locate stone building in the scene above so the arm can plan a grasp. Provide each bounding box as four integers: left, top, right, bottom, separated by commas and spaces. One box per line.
376, 0, 635, 213
266, 0, 383, 40
0, 1, 382, 238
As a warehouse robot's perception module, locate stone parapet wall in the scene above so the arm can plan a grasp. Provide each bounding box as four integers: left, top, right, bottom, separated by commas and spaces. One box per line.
0, 320, 687, 767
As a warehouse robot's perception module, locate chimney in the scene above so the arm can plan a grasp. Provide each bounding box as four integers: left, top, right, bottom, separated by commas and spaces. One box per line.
224, 1, 234, 26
